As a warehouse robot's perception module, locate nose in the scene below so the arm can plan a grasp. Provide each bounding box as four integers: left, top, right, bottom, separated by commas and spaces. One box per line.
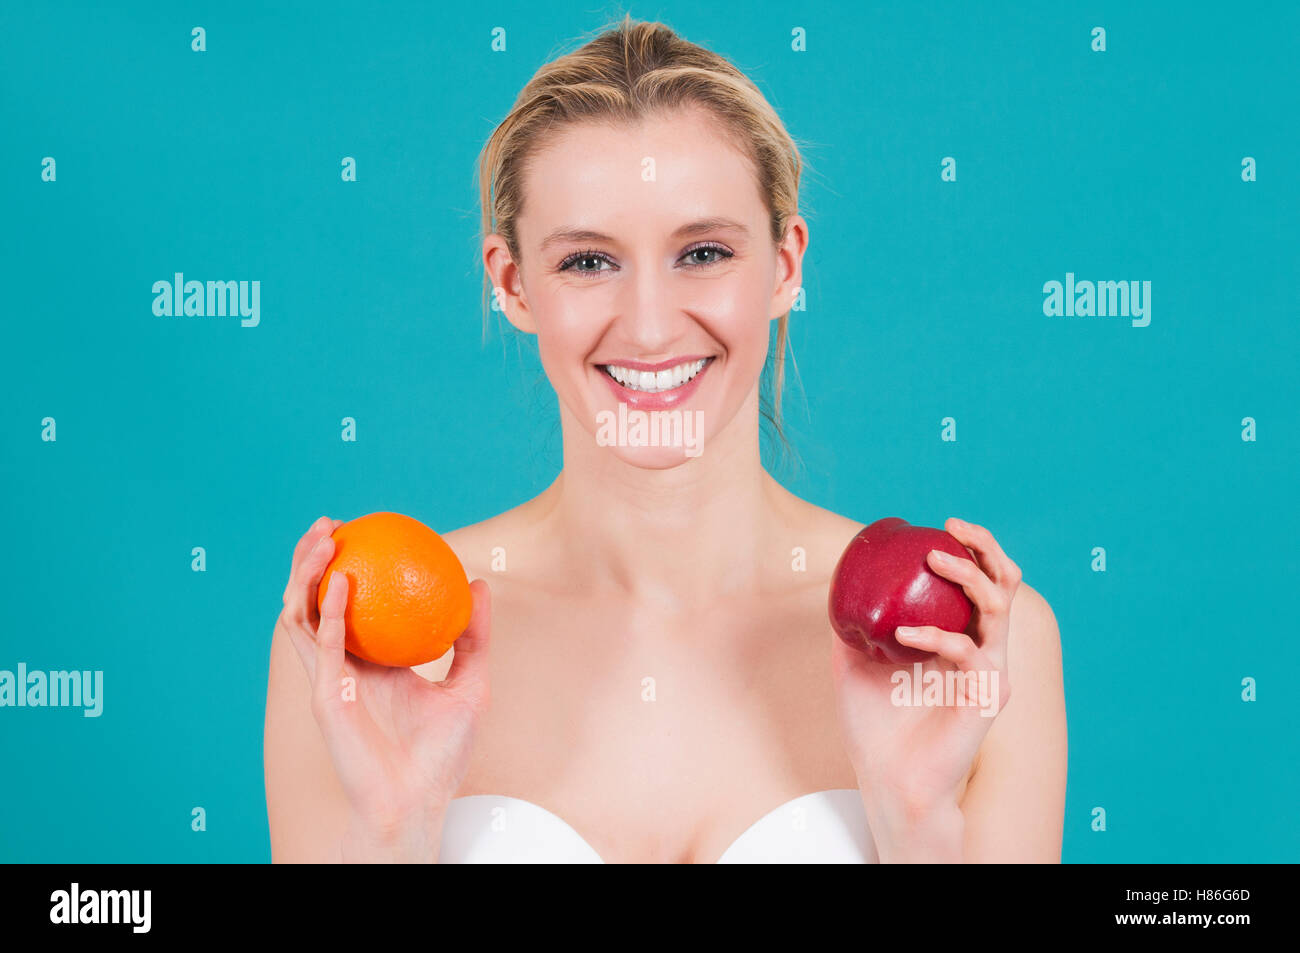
614, 259, 682, 356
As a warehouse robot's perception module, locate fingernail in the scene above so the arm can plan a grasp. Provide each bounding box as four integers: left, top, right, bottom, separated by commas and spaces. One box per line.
896, 626, 918, 638
930, 549, 953, 564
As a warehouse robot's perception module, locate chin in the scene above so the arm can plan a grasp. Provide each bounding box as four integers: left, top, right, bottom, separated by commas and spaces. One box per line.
604, 443, 704, 470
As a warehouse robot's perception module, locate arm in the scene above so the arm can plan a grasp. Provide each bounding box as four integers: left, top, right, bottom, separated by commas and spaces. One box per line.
958, 582, 1068, 861
264, 619, 353, 862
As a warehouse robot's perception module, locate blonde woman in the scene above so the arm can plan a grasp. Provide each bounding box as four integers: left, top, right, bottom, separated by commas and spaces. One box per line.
265, 15, 1067, 863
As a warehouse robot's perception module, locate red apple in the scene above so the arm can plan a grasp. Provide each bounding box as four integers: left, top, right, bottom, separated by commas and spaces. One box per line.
828, 517, 977, 664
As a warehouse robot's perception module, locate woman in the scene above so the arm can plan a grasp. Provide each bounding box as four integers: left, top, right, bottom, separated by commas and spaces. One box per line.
264, 15, 1067, 863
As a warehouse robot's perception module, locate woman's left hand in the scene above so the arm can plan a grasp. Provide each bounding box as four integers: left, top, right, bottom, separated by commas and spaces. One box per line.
830, 517, 1022, 851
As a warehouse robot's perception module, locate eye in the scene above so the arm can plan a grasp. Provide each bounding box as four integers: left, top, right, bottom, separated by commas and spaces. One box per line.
680, 243, 733, 269
556, 242, 735, 278
557, 249, 613, 276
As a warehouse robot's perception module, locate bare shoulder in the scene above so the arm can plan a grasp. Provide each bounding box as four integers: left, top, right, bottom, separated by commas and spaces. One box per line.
810, 505, 866, 556
439, 497, 538, 582
440, 516, 502, 581
770, 486, 866, 578
1008, 581, 1062, 667
1004, 581, 1065, 728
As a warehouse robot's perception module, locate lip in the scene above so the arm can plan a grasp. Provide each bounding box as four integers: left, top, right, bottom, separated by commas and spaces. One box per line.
596, 356, 715, 410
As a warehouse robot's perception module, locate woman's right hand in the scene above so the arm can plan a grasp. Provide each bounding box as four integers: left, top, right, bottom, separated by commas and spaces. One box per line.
275, 515, 492, 862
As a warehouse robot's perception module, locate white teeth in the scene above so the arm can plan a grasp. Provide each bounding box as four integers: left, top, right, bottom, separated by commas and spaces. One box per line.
603, 358, 708, 393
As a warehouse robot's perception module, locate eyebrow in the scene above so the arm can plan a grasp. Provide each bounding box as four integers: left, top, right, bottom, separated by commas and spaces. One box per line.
539, 217, 750, 251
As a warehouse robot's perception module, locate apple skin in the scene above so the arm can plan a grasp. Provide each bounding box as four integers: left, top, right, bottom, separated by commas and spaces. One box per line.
828, 517, 977, 664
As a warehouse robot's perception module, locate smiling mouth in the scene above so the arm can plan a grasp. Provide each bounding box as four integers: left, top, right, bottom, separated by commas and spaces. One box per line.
599, 357, 714, 394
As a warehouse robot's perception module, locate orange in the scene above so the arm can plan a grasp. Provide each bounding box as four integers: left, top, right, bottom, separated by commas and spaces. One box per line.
316, 511, 472, 667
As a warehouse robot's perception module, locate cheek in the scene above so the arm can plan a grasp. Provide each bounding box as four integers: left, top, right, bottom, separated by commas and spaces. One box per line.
697, 276, 772, 367
532, 296, 607, 387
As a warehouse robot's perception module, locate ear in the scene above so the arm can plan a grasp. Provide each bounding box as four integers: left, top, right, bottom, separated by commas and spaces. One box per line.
770, 213, 809, 321
483, 234, 537, 334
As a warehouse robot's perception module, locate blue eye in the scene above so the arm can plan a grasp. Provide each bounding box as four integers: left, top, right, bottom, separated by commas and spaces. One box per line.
555, 250, 612, 274
681, 243, 733, 268
556, 243, 734, 277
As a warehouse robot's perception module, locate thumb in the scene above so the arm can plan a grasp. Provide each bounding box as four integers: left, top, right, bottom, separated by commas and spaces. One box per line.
440, 578, 491, 707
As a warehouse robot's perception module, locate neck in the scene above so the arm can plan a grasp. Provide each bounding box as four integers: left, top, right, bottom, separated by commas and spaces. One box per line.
535, 390, 789, 609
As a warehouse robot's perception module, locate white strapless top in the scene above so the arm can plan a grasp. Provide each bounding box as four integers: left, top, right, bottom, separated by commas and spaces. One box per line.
436, 789, 878, 863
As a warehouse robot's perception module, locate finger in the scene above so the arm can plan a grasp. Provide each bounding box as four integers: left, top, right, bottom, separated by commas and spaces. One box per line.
286, 516, 334, 587
895, 625, 1010, 710
926, 547, 1009, 619
944, 518, 1022, 590
894, 625, 990, 674
282, 518, 335, 608
283, 532, 337, 625
897, 625, 1011, 713
440, 578, 492, 709
314, 570, 350, 689
310, 571, 371, 748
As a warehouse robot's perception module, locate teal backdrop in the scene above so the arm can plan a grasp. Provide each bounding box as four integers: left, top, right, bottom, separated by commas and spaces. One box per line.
2, 1, 1297, 862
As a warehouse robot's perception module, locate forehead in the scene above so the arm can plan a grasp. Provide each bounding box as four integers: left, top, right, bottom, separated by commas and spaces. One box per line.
517, 107, 764, 244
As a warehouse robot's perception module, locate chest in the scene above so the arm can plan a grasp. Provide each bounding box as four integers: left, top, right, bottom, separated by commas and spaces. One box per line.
446, 584, 861, 862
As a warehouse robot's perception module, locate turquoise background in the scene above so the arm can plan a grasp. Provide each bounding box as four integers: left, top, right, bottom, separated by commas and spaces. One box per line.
2, 1, 1297, 862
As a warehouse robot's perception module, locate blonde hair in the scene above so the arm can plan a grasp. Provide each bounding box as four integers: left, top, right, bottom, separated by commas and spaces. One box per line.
475, 13, 809, 456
